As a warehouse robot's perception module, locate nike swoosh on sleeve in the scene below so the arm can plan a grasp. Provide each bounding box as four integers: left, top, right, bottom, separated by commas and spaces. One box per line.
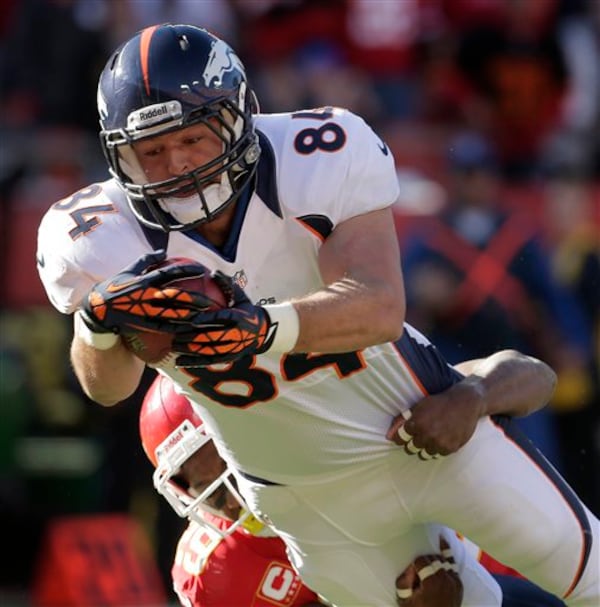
377, 138, 389, 156
36, 253, 45, 268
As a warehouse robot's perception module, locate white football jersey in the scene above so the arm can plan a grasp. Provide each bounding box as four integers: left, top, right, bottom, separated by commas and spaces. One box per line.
38, 108, 459, 483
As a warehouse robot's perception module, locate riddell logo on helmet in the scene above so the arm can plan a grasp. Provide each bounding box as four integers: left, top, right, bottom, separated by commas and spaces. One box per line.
156, 422, 191, 458
127, 100, 182, 130
139, 105, 168, 121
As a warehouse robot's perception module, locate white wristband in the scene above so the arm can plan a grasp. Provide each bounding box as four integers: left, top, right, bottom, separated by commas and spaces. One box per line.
74, 310, 119, 350
263, 302, 300, 353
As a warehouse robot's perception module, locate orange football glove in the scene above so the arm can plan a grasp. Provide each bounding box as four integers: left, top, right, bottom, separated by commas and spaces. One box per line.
172, 271, 277, 366
81, 251, 220, 335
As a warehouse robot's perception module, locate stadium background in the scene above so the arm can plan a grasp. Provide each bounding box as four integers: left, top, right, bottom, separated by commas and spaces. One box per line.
1, 1, 598, 605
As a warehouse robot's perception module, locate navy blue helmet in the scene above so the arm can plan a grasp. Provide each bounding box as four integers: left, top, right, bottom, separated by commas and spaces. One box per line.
97, 24, 260, 231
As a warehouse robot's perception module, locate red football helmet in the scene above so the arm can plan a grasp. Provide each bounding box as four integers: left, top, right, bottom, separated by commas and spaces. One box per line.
140, 373, 263, 536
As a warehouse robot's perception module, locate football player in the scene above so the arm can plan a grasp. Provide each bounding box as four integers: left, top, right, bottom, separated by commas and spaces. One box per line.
37, 23, 598, 606
141, 350, 564, 607
142, 373, 464, 607
141, 369, 322, 606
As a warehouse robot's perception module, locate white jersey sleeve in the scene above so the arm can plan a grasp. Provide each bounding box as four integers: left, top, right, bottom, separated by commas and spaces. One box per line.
255, 107, 400, 226
36, 179, 155, 314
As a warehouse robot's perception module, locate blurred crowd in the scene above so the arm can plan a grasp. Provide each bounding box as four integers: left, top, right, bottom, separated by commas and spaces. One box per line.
1, 0, 598, 603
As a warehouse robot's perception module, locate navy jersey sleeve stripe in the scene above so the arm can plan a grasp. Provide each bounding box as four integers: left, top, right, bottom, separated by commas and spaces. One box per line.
296, 215, 334, 241
255, 130, 282, 217
392, 329, 461, 395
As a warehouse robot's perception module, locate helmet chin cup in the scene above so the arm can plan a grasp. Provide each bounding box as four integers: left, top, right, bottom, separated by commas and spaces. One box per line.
98, 24, 260, 231
157, 179, 233, 226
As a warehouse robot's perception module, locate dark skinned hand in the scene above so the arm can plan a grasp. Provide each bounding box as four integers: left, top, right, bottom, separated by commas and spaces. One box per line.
396, 537, 463, 607
386, 378, 485, 459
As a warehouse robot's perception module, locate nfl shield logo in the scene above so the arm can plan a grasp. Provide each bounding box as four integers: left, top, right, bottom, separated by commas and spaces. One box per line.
233, 270, 248, 289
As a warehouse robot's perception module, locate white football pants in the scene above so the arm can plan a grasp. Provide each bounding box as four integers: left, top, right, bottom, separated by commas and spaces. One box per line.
237, 416, 599, 606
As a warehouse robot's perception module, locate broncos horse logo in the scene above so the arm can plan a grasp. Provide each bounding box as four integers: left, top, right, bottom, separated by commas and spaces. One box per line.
203, 40, 245, 88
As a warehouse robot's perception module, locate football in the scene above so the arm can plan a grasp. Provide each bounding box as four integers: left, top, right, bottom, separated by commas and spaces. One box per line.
122, 257, 228, 365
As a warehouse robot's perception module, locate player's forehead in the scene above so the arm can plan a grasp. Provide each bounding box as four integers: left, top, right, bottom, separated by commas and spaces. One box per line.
133, 120, 219, 150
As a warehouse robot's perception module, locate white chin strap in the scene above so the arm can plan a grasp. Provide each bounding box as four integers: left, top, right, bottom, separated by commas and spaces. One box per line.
158, 177, 233, 225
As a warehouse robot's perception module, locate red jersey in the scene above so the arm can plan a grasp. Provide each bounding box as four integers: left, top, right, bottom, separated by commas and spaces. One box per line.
172, 517, 321, 607
172, 519, 526, 606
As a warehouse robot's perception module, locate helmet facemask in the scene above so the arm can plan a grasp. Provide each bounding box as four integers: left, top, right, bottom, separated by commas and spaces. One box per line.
100, 86, 259, 232
152, 419, 264, 538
